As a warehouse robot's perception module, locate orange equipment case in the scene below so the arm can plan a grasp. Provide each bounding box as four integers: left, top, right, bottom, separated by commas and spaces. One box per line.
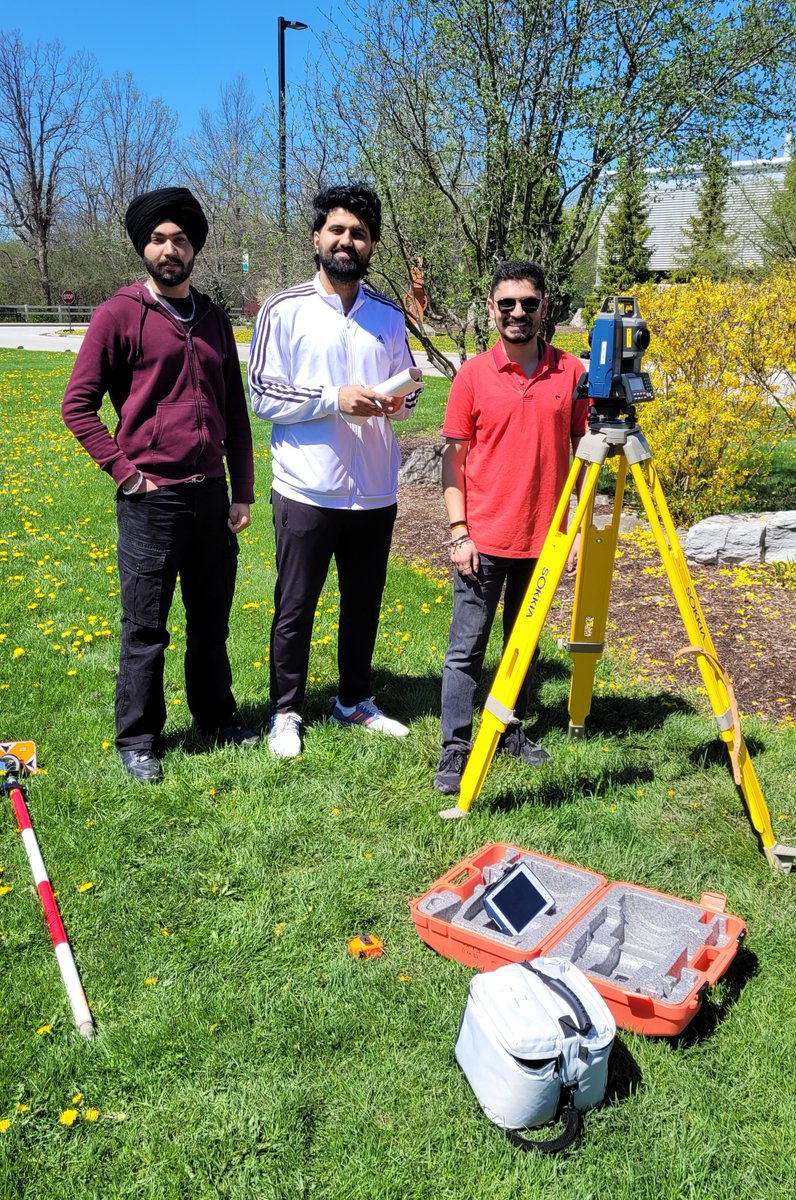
409, 842, 747, 1036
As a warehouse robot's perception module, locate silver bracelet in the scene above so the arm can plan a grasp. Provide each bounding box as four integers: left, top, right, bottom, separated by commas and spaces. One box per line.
122, 470, 144, 496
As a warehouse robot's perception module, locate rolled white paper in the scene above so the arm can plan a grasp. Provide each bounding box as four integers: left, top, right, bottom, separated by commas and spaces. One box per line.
342, 367, 425, 424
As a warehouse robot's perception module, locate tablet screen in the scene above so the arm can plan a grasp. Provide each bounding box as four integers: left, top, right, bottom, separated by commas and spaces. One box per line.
483, 862, 554, 935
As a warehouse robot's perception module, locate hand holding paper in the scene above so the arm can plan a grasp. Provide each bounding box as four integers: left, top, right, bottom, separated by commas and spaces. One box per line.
340, 367, 424, 425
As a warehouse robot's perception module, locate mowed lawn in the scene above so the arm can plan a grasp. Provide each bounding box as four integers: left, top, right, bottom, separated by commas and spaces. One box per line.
1, 348, 795, 1200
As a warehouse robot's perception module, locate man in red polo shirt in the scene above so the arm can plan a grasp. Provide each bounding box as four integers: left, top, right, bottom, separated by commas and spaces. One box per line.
435, 260, 588, 794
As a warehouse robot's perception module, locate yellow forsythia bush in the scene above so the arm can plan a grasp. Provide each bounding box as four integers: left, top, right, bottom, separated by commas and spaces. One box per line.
628, 273, 796, 525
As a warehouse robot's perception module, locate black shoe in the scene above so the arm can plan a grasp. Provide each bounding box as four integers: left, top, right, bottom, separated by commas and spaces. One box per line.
434, 744, 470, 795
500, 725, 551, 767
120, 749, 163, 783
199, 722, 259, 748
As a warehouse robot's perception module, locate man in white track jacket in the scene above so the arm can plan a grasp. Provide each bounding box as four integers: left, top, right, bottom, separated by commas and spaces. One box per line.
248, 182, 420, 758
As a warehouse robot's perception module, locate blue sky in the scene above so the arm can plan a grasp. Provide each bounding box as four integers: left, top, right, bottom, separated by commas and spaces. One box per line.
7, 2, 332, 134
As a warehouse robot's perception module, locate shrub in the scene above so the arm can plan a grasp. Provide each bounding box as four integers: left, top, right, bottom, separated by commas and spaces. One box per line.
623, 274, 796, 524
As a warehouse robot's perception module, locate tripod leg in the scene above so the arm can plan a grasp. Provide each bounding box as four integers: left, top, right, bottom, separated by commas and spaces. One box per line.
628, 457, 795, 873
442, 459, 604, 818
566, 459, 628, 736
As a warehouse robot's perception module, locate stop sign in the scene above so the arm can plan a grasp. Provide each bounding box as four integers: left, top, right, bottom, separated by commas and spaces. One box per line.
61, 290, 76, 305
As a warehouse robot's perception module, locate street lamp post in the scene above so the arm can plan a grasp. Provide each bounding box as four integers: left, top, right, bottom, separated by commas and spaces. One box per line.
278, 16, 308, 243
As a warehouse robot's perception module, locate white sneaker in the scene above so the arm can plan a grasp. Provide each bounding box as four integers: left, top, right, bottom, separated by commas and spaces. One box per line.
330, 697, 409, 737
268, 711, 302, 758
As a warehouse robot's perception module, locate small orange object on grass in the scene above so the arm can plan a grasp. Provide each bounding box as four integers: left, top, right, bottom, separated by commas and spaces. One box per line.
347, 934, 385, 960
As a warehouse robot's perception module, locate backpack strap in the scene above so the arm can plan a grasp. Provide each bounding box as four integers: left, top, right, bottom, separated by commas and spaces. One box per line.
504, 1086, 582, 1155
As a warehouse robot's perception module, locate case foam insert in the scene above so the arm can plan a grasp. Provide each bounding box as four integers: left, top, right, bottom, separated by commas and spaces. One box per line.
417, 849, 603, 951
416, 850, 731, 1002
550, 886, 730, 1003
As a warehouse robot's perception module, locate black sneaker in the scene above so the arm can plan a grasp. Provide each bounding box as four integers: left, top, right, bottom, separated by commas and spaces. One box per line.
200, 722, 259, 748
120, 749, 163, 783
500, 725, 551, 767
434, 744, 470, 794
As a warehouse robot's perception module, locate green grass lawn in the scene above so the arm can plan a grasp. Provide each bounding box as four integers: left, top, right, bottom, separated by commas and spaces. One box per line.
1, 349, 796, 1199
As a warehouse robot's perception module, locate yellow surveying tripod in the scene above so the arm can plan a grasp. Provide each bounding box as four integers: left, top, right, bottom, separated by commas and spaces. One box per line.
440, 298, 795, 874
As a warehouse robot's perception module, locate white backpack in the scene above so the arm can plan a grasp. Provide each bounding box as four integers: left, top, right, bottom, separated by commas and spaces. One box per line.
455, 957, 616, 1153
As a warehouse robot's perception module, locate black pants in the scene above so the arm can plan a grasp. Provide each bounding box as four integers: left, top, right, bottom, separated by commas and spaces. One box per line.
441, 553, 539, 748
115, 479, 238, 750
270, 491, 397, 713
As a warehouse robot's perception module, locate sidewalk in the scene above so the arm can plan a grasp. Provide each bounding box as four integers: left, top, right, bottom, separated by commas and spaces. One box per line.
0, 325, 462, 375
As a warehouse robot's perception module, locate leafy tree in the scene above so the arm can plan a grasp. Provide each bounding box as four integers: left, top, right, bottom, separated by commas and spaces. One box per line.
184, 77, 277, 309
676, 142, 736, 279
760, 153, 796, 262
308, 0, 796, 375
0, 30, 97, 303
596, 157, 653, 301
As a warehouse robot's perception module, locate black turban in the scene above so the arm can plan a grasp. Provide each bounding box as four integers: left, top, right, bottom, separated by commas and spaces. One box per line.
125, 187, 209, 256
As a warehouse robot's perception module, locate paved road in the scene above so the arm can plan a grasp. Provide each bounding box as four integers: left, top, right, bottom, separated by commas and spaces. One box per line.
0, 323, 456, 377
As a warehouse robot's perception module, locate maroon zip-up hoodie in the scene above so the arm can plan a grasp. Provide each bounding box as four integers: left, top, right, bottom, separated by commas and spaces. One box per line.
62, 283, 255, 504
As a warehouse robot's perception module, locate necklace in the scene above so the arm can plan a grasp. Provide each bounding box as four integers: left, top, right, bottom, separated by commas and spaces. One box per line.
147, 283, 195, 323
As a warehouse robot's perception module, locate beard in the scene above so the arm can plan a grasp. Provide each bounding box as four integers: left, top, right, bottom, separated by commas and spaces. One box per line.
499, 319, 534, 343
319, 246, 370, 282
145, 254, 194, 289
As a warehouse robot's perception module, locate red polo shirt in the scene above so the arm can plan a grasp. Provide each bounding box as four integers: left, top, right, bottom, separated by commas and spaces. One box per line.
442, 340, 588, 557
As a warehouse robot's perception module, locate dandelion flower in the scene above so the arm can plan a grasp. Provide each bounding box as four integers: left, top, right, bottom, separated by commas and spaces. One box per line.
83, 1109, 99, 1122
59, 1109, 78, 1126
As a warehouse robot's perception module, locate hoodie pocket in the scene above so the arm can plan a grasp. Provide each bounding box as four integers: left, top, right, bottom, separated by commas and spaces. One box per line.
149, 402, 199, 458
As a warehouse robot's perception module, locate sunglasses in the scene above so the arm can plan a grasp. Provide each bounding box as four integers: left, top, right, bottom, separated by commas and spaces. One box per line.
494, 296, 542, 314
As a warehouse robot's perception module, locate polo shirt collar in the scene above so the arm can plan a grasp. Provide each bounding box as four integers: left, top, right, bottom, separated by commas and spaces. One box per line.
491, 336, 552, 376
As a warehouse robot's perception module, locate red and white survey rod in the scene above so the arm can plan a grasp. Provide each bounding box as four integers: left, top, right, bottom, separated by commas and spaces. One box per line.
1, 752, 94, 1039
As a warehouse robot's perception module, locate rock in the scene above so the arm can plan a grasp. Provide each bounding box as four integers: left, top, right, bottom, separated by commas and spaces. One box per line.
686, 511, 796, 564
721, 520, 766, 564
399, 442, 444, 486
764, 511, 796, 562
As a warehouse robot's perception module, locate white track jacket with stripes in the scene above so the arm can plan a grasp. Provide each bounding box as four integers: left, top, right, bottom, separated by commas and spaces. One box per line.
248, 274, 418, 510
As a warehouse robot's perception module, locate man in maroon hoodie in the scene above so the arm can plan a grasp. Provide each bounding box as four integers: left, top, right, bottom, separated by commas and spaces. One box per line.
62, 187, 257, 782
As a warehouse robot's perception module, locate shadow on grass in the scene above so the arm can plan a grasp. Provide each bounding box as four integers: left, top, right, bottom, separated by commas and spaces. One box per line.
161, 700, 265, 755
666, 944, 759, 1050
605, 1035, 644, 1107
688, 736, 765, 772
531, 690, 696, 739
487, 763, 657, 813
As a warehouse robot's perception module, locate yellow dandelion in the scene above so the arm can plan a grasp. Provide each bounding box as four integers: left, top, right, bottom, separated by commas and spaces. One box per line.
83, 1109, 99, 1122
59, 1109, 79, 1127
78, 882, 94, 893
71, 1093, 83, 1104
144, 976, 158, 987
12, 647, 24, 658
398, 974, 412, 983
274, 922, 286, 936
36, 1023, 52, 1035
0, 1119, 11, 1134
331, 806, 341, 815
0, 885, 12, 896
16, 1104, 28, 1114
